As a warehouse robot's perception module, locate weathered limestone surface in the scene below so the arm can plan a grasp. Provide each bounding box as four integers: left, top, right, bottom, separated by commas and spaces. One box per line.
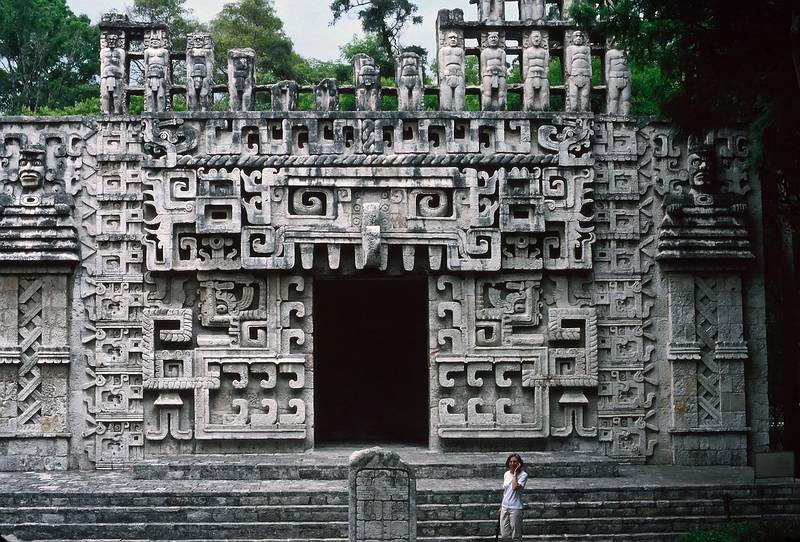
349, 448, 416, 542
0, 0, 770, 471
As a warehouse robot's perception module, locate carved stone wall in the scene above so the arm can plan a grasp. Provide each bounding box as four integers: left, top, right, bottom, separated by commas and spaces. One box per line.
0, 1, 770, 470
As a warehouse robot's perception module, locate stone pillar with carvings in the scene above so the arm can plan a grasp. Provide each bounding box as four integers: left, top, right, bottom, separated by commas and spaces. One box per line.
481, 31, 507, 111
315, 79, 339, 111
349, 448, 416, 542
396, 52, 424, 112
0, 143, 79, 470
437, 11, 466, 112
354, 54, 381, 112
228, 48, 256, 112
565, 30, 592, 112
272, 81, 299, 112
658, 140, 754, 466
605, 42, 632, 116
186, 32, 215, 112
100, 28, 127, 114
144, 28, 171, 113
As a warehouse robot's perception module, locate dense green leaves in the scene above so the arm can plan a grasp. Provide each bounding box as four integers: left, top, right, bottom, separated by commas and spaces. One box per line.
210, 0, 305, 83
329, 0, 422, 61
0, 0, 99, 114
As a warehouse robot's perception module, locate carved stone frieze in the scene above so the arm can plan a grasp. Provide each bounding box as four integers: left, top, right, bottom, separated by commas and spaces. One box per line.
0, 0, 770, 471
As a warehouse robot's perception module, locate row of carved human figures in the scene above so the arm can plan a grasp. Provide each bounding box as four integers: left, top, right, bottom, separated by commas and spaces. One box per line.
100, 25, 631, 115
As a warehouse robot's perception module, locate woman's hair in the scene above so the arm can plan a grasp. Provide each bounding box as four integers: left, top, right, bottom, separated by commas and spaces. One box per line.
505, 453, 524, 469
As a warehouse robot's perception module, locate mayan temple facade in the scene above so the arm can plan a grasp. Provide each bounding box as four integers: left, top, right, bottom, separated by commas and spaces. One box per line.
0, 0, 769, 472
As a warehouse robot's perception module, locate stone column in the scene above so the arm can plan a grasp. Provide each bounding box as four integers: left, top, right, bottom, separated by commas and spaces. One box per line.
272, 81, 299, 112
0, 143, 79, 470
349, 447, 416, 542
354, 54, 381, 112
658, 139, 754, 466
436, 11, 466, 112
228, 48, 256, 112
186, 32, 215, 112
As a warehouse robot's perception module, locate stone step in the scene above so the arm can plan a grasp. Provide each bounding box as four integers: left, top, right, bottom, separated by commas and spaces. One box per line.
417, 515, 729, 537
0, 505, 349, 524
3, 522, 350, 540
6, 512, 800, 541
5, 482, 797, 509
8, 495, 782, 525
131, 450, 619, 481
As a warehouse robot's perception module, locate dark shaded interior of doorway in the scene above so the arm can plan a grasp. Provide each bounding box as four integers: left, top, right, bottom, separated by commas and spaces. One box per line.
314, 277, 429, 445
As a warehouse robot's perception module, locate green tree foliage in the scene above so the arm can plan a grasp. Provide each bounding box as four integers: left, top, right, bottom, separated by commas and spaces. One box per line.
211, 0, 305, 83
340, 34, 394, 78
570, 0, 799, 169
330, 0, 422, 60
0, 0, 99, 114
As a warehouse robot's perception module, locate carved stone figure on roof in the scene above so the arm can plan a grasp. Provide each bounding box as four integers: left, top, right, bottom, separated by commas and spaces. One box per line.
396, 52, 424, 112
481, 31, 507, 111
565, 30, 592, 112
606, 43, 631, 116
100, 30, 126, 114
228, 48, 255, 112
520, 0, 546, 21
354, 54, 381, 112
272, 81, 299, 112
522, 30, 550, 111
144, 29, 171, 113
315, 78, 339, 112
658, 142, 753, 264
477, 0, 505, 22
186, 32, 214, 112
438, 30, 466, 112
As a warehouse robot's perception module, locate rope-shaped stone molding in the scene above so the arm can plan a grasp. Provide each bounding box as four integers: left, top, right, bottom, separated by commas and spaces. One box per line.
171, 153, 560, 169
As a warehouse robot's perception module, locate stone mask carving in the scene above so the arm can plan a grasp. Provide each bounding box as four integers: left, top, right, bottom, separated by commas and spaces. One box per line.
18, 146, 46, 191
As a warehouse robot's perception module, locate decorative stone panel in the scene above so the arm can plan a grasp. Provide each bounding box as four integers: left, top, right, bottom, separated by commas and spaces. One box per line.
349, 447, 416, 542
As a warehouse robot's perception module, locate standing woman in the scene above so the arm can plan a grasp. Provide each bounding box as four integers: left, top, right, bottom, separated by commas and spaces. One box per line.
499, 453, 528, 541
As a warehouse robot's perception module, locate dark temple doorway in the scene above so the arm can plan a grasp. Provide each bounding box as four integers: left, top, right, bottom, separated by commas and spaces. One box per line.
314, 277, 429, 445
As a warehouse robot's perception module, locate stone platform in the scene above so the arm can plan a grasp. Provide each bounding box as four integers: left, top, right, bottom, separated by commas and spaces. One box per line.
1, 453, 798, 541
130, 447, 620, 480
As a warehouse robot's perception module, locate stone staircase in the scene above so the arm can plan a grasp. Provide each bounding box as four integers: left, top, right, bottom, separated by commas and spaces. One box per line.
1, 453, 799, 541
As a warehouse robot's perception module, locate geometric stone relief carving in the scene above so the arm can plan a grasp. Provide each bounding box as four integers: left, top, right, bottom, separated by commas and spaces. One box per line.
142, 162, 594, 273
429, 274, 598, 440
0, 0, 771, 472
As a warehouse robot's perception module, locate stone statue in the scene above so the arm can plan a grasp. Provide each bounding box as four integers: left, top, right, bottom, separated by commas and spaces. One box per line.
565, 30, 592, 112
354, 54, 381, 112
17, 145, 46, 192
100, 30, 126, 114
143, 29, 171, 113
438, 30, 466, 112
522, 30, 550, 111
658, 142, 752, 262
477, 0, 505, 22
228, 48, 255, 112
186, 32, 214, 112
315, 79, 339, 112
605, 45, 631, 116
396, 52, 424, 112
520, 0, 546, 21
272, 81, 299, 112
481, 32, 507, 111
